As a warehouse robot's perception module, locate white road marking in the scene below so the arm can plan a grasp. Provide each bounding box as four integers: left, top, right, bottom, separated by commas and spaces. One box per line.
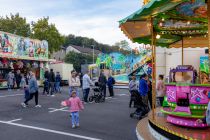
0, 94, 23, 98
48, 107, 68, 113
0, 120, 102, 140
117, 94, 128, 96
7, 118, 22, 123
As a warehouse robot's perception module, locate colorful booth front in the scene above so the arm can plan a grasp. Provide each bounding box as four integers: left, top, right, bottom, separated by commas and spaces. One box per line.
0, 31, 49, 88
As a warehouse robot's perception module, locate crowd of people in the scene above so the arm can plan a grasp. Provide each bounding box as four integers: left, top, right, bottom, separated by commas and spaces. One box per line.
5, 68, 210, 129
128, 74, 166, 113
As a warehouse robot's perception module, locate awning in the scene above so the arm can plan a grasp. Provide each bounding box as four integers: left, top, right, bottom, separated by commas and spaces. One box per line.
119, 0, 208, 48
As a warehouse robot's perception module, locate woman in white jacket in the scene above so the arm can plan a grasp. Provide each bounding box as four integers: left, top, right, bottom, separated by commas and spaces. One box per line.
69, 71, 81, 97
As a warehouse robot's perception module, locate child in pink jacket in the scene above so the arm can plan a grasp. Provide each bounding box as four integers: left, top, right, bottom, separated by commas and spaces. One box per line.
61, 91, 84, 128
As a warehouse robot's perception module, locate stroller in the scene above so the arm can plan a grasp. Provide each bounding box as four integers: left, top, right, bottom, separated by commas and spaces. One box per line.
89, 82, 105, 103
130, 91, 149, 120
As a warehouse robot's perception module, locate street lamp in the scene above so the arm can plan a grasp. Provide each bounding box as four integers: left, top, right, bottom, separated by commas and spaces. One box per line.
91, 45, 95, 64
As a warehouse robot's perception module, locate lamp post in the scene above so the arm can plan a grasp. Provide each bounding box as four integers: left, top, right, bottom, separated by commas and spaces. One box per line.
91, 45, 95, 64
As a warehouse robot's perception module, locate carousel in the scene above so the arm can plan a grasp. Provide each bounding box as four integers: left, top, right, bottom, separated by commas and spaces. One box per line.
119, 0, 210, 139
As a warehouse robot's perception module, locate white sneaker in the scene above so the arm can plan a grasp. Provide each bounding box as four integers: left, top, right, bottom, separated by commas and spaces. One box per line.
35, 105, 42, 108
51, 95, 55, 97
72, 125, 76, 129
21, 103, 26, 108
76, 123, 80, 127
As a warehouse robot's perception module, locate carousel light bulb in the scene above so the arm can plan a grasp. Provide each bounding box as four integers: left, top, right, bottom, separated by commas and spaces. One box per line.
187, 21, 190, 25
156, 34, 161, 39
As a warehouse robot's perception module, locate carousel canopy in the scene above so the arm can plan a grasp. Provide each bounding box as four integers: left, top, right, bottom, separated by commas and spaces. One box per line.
119, 0, 208, 48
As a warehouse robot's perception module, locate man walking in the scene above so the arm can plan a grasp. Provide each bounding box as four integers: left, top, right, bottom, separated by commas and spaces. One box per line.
48, 69, 55, 96
139, 74, 149, 111
15, 70, 22, 90
82, 71, 93, 103
107, 74, 115, 97
98, 71, 107, 99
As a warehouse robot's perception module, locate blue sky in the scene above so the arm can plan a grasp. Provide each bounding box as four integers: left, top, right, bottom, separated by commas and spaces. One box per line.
0, 0, 142, 46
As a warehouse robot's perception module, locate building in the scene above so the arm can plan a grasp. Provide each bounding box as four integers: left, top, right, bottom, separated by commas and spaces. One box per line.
52, 45, 102, 61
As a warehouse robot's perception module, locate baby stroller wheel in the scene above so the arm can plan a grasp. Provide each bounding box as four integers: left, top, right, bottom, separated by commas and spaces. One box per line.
95, 96, 100, 103
130, 113, 134, 118
89, 96, 94, 102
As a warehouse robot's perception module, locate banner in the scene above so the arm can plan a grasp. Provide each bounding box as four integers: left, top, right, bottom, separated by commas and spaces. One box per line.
0, 31, 48, 60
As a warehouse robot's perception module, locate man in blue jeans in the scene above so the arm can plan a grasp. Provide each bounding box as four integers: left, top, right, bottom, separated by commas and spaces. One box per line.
82, 71, 93, 102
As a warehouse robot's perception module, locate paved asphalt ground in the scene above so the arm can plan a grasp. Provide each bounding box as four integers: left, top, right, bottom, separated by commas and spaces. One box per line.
0, 87, 139, 140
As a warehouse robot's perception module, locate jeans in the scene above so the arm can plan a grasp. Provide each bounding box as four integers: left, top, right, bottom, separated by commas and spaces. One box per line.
71, 112, 79, 126
69, 87, 79, 97
48, 82, 55, 95
24, 91, 39, 105
55, 82, 61, 93
83, 88, 90, 102
108, 86, 114, 96
101, 85, 106, 98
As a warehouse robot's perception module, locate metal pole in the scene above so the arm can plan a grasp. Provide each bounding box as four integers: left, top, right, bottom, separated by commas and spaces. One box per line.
207, 0, 210, 78
151, 17, 156, 120
92, 45, 95, 64
181, 37, 184, 65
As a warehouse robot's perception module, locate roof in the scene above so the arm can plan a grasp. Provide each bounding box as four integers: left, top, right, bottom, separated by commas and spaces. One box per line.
69, 45, 102, 55
119, 0, 208, 48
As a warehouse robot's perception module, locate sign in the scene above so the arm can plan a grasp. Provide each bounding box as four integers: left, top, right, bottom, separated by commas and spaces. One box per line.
0, 31, 48, 60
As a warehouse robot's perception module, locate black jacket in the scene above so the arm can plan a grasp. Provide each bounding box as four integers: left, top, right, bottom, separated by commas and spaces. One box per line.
48, 71, 55, 82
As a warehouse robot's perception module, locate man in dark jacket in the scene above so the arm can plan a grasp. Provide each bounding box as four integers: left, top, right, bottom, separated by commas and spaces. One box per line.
107, 74, 115, 97
48, 69, 55, 96
15, 70, 22, 90
98, 71, 107, 99
44, 68, 50, 80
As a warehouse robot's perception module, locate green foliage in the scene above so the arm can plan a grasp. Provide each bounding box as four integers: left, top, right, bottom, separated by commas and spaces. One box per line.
64, 51, 96, 72
31, 17, 64, 54
0, 13, 30, 37
64, 34, 130, 55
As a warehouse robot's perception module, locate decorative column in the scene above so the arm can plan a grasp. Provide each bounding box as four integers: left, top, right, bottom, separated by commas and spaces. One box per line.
208, 0, 210, 77
151, 18, 156, 120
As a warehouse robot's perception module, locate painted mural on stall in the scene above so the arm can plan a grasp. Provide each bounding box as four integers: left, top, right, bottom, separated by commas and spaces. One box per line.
0, 31, 48, 60
96, 45, 152, 83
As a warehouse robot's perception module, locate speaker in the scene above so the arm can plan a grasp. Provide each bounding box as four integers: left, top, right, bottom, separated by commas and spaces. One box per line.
205, 49, 209, 54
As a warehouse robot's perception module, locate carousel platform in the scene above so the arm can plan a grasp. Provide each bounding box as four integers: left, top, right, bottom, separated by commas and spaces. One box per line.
136, 107, 210, 140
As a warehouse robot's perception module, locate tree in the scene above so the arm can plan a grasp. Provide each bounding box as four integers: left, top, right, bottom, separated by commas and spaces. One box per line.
64, 51, 96, 72
0, 13, 30, 37
114, 40, 130, 51
31, 17, 64, 54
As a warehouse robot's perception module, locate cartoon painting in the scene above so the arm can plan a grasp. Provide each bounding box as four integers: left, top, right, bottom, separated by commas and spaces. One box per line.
176, 0, 207, 18
0, 31, 48, 60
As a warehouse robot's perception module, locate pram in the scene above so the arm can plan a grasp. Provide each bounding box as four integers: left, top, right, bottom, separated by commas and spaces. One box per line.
89, 82, 105, 103
130, 91, 149, 120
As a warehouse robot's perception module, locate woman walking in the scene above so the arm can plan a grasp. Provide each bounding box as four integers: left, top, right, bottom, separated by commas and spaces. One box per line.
21, 72, 41, 108
69, 70, 80, 97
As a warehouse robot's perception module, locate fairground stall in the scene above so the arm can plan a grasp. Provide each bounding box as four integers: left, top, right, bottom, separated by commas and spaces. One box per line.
0, 31, 48, 88
119, 0, 210, 139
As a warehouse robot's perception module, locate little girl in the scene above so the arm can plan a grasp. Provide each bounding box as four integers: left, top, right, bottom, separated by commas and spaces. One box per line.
61, 91, 84, 128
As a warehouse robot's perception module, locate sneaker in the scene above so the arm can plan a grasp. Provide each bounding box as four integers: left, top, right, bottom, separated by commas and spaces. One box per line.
21, 103, 27, 108
72, 125, 76, 129
51, 95, 55, 97
35, 105, 42, 108
76, 123, 80, 127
